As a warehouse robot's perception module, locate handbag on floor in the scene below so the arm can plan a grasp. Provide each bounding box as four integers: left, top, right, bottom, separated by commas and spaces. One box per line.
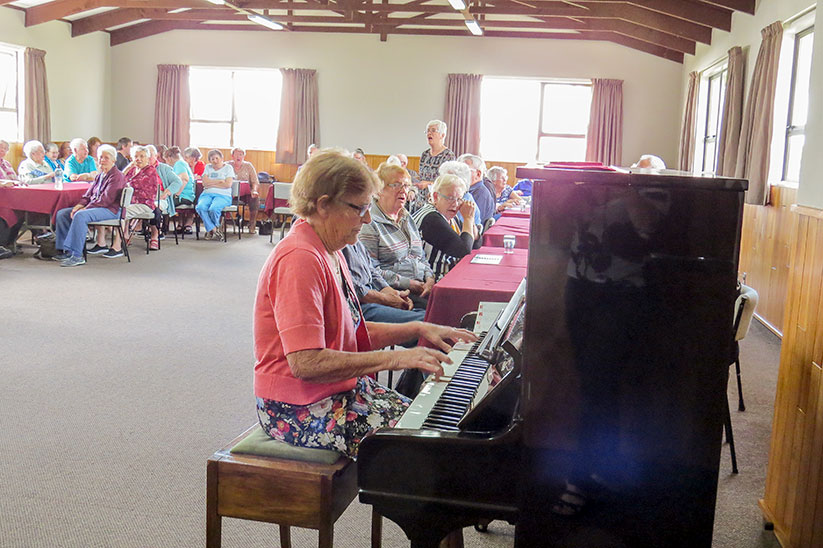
33, 231, 57, 260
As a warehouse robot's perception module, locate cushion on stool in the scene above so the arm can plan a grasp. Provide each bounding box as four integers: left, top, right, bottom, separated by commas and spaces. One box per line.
230, 425, 342, 464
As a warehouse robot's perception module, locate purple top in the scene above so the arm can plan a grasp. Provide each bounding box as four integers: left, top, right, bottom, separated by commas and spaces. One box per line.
79, 167, 126, 214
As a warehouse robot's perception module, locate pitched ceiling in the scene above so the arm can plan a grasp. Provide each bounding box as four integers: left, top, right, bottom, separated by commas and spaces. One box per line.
5, 0, 755, 62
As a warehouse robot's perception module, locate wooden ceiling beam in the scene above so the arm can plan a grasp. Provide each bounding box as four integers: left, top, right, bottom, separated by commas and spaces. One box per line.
628, 0, 731, 31
26, 0, 104, 26
71, 8, 170, 36
693, 0, 754, 14
109, 19, 182, 45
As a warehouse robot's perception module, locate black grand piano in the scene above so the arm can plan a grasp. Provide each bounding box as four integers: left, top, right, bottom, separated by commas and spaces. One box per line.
358, 166, 748, 547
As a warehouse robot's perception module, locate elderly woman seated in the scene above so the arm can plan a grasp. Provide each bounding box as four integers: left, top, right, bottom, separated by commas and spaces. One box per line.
195, 149, 235, 240
0, 140, 19, 185
53, 145, 125, 267
254, 149, 475, 458
228, 147, 260, 234
18, 140, 59, 185
99, 145, 162, 257
164, 146, 196, 234
44, 142, 64, 172
63, 138, 98, 182
411, 174, 477, 280
487, 166, 522, 216
360, 163, 435, 310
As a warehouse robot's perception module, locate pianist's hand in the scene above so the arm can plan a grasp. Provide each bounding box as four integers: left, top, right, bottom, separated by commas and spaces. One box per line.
392, 347, 450, 379
417, 323, 479, 354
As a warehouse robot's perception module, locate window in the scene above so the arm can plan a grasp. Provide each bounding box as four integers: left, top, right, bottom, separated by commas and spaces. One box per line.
782, 26, 814, 183
480, 78, 591, 163
0, 43, 23, 142
189, 67, 282, 150
700, 67, 727, 174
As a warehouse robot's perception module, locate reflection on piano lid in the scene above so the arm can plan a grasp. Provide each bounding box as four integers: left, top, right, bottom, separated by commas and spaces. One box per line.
395, 278, 527, 433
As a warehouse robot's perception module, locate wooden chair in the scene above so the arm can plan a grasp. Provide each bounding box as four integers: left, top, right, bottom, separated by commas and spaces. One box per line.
207, 425, 382, 548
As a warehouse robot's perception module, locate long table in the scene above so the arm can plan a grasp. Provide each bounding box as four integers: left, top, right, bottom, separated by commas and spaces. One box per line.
0, 182, 90, 227
482, 216, 530, 249
423, 246, 528, 329
499, 206, 531, 219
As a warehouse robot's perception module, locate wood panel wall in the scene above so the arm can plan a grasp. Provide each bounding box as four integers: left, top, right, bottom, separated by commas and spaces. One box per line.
759, 205, 823, 548
738, 186, 798, 336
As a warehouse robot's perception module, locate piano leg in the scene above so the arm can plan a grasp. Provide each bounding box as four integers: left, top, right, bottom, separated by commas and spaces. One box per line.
279, 525, 291, 548
438, 530, 464, 548
371, 510, 382, 548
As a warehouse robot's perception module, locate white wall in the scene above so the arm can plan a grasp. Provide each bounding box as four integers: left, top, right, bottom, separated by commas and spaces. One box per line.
0, 8, 111, 142
110, 30, 684, 167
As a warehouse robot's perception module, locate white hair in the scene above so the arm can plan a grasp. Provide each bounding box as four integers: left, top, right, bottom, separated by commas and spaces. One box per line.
386, 155, 402, 166
426, 119, 447, 135
487, 166, 508, 182
97, 144, 117, 162
632, 154, 666, 170
438, 160, 472, 189
145, 144, 158, 158
458, 153, 486, 176
23, 140, 44, 158
432, 173, 466, 195
70, 137, 87, 152
307, 143, 318, 156
0, 140, 9, 148
131, 145, 148, 159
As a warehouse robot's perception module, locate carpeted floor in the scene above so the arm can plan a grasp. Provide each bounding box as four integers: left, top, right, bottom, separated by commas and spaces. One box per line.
0, 233, 782, 547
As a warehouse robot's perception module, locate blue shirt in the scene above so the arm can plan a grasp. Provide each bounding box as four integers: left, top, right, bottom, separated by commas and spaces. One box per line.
64, 154, 97, 181
468, 181, 495, 224
173, 160, 195, 201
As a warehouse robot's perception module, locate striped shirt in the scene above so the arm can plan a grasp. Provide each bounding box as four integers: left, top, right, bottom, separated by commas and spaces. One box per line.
359, 199, 434, 289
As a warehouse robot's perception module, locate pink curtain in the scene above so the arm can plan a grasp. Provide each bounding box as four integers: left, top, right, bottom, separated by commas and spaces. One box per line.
154, 64, 190, 148
276, 69, 320, 164
23, 48, 50, 143
585, 79, 623, 166
735, 22, 783, 205
444, 74, 482, 156
678, 72, 699, 171
716, 47, 746, 176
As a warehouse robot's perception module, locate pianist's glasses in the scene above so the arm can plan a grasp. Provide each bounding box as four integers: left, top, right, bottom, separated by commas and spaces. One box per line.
341, 200, 372, 217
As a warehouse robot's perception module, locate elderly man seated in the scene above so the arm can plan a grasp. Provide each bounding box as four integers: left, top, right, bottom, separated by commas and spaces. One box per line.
63, 138, 98, 182
18, 140, 59, 185
52, 145, 125, 267
488, 166, 522, 217
458, 153, 496, 225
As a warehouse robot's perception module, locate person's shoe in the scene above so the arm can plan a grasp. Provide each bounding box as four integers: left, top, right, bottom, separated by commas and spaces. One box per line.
158, 233, 165, 241
0, 246, 13, 260
213, 229, 223, 241
86, 244, 109, 254
60, 255, 86, 267
204, 230, 214, 241
149, 239, 160, 251
184, 226, 193, 235
52, 251, 71, 262
102, 248, 124, 259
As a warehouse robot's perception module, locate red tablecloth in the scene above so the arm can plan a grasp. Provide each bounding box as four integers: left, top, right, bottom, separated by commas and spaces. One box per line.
423, 246, 528, 329
264, 183, 290, 217
499, 206, 531, 219
0, 182, 90, 225
482, 216, 531, 249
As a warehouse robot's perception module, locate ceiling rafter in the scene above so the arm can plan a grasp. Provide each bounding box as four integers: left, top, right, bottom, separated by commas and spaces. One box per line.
15, 0, 757, 62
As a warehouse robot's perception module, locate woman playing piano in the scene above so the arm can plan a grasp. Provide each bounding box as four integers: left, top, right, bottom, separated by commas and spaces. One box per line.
253, 149, 476, 458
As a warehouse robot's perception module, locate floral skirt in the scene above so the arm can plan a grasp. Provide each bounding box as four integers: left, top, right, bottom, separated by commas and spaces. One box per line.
256, 377, 410, 459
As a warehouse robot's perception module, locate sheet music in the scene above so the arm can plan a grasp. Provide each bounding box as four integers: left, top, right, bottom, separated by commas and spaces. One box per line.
471, 254, 503, 265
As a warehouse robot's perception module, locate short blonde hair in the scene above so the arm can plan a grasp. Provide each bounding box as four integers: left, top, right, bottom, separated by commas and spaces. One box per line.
432, 173, 465, 196
291, 150, 380, 218
375, 162, 410, 189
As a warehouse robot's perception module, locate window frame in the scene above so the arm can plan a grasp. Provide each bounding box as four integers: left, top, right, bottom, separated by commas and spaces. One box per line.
700, 67, 727, 174
536, 81, 591, 163
189, 66, 281, 150
781, 25, 815, 183
0, 42, 24, 143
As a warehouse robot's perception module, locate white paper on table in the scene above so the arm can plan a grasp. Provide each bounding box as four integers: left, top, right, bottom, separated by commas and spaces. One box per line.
470, 254, 503, 265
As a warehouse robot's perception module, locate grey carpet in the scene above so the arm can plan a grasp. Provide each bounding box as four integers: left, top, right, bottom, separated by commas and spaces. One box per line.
0, 234, 780, 547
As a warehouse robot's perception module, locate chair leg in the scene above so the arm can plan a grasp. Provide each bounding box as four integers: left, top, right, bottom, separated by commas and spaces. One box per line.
318, 524, 333, 548
735, 358, 745, 412
371, 509, 383, 548
279, 525, 291, 548
195, 216, 200, 240
206, 461, 221, 548
118, 226, 131, 263
724, 395, 738, 474
172, 216, 179, 245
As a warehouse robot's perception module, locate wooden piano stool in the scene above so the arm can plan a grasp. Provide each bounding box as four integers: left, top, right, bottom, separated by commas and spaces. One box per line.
206, 425, 381, 548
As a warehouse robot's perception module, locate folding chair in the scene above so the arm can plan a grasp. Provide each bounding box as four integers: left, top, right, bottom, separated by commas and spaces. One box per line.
270, 182, 294, 243
84, 186, 134, 263
220, 179, 244, 242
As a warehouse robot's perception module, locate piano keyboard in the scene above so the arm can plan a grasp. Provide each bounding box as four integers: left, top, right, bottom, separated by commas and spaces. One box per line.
395, 334, 492, 431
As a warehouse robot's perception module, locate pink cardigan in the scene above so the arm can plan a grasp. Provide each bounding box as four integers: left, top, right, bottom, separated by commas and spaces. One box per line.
253, 219, 371, 405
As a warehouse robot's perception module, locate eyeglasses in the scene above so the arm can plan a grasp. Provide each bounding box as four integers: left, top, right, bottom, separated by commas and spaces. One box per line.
386, 182, 412, 192
425, 128, 440, 135
438, 195, 463, 204
341, 200, 371, 217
